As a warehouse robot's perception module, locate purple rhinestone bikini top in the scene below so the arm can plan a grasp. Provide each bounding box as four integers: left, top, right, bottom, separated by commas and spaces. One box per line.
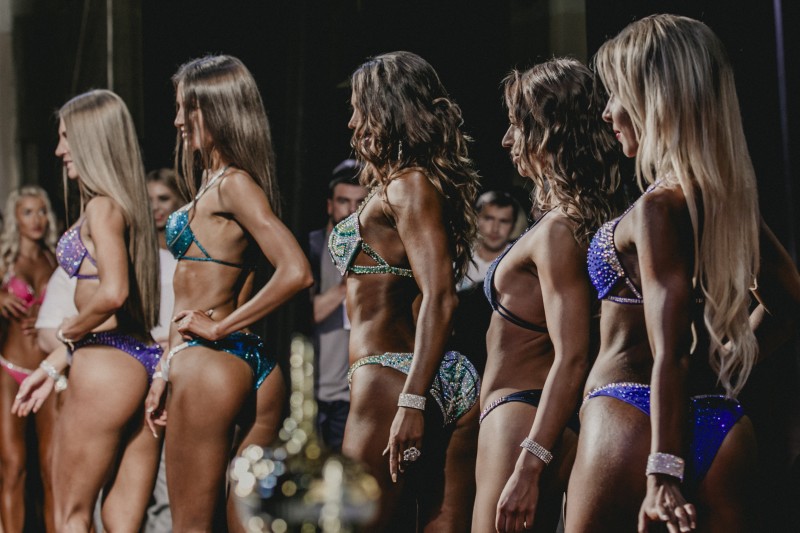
56, 220, 99, 280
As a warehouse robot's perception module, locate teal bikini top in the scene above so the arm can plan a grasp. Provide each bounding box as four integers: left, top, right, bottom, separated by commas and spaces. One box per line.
165, 166, 252, 270
328, 188, 414, 278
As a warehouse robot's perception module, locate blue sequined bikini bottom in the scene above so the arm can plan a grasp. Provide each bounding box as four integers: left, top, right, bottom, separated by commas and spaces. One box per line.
68, 331, 163, 381
583, 382, 745, 485
347, 351, 480, 427
163, 332, 276, 390
479, 389, 581, 434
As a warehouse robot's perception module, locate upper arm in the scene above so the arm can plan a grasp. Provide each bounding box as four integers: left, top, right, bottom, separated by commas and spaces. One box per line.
218, 172, 309, 275
84, 197, 129, 296
752, 219, 800, 318
535, 220, 592, 360
388, 173, 455, 297
635, 194, 695, 360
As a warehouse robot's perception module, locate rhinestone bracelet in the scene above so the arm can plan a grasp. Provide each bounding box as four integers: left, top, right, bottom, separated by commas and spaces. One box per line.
398, 393, 426, 411
40, 360, 68, 393
520, 437, 553, 465
646, 452, 685, 482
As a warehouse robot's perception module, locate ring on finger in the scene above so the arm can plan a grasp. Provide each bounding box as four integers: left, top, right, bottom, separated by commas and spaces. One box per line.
402, 446, 421, 463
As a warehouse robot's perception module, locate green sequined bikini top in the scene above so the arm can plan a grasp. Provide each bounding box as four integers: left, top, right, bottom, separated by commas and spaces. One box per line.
327, 188, 414, 278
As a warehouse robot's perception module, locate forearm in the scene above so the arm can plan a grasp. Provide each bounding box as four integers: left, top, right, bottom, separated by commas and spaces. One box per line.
60, 285, 126, 339
312, 284, 346, 324
649, 353, 690, 455
526, 355, 587, 450
43, 344, 70, 373
214, 263, 313, 337
402, 291, 458, 397
37, 327, 60, 353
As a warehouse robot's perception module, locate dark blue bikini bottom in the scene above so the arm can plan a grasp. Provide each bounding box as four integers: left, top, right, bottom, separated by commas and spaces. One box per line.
479, 389, 581, 434
583, 382, 745, 485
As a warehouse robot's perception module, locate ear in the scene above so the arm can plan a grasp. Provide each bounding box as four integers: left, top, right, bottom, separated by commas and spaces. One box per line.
326, 198, 333, 217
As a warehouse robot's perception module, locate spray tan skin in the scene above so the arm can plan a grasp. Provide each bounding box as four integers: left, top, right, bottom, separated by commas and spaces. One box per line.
143, 81, 312, 531
0, 194, 57, 532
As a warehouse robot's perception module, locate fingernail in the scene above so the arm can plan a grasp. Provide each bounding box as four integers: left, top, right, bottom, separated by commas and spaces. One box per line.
392, 473, 397, 483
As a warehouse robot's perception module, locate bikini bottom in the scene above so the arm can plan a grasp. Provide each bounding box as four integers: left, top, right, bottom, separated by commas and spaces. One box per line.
479, 389, 581, 434
68, 331, 163, 381
347, 351, 480, 427
163, 332, 276, 390
0, 354, 32, 385
583, 382, 745, 485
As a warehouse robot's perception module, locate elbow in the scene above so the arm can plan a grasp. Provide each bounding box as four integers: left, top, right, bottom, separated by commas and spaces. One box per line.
101, 285, 129, 312
288, 263, 314, 293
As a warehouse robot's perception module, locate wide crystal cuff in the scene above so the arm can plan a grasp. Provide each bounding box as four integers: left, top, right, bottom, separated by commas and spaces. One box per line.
646, 452, 685, 482
398, 393, 426, 411
520, 437, 553, 465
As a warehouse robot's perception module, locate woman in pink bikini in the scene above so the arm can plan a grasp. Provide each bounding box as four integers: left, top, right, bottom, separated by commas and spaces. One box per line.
0, 185, 58, 531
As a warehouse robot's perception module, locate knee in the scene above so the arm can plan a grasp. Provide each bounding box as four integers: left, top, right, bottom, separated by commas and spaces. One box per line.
0, 453, 26, 486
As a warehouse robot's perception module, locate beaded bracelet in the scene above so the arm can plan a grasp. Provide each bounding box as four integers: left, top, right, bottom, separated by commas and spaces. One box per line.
646, 452, 685, 482
40, 360, 68, 393
398, 393, 426, 411
520, 437, 553, 465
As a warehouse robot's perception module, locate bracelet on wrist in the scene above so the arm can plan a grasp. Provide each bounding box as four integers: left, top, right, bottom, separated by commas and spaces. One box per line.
56, 328, 76, 351
398, 393, 426, 411
40, 360, 68, 393
520, 437, 553, 465
646, 452, 685, 482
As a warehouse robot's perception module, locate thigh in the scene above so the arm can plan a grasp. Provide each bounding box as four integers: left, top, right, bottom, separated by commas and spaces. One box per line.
53, 346, 150, 521
695, 416, 757, 533
165, 345, 254, 529
0, 369, 28, 464
342, 365, 413, 532
565, 397, 650, 533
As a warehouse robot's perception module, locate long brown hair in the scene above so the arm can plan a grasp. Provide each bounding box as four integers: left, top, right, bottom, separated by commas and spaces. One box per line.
503, 58, 625, 246
349, 51, 479, 281
172, 55, 280, 215
59, 89, 160, 333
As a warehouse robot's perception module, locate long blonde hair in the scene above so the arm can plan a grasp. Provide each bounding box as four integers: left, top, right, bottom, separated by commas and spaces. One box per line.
172, 55, 280, 216
59, 89, 160, 334
0, 185, 59, 274
596, 14, 760, 397
350, 51, 480, 281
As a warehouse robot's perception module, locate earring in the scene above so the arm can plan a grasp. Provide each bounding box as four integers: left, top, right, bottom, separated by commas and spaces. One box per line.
398, 140, 404, 160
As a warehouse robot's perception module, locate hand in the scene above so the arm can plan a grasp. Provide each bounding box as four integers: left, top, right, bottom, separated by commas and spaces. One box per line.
383, 406, 425, 483
638, 474, 696, 532
144, 374, 168, 437
12, 368, 54, 417
0, 292, 29, 320
173, 309, 219, 341
496, 455, 543, 532
58, 315, 82, 342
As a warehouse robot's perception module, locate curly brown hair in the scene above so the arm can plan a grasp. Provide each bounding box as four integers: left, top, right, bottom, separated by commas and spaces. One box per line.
504, 58, 625, 246
349, 51, 480, 281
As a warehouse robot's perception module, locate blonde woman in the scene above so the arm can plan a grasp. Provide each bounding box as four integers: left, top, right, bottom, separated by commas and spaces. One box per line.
0, 186, 58, 531
143, 55, 312, 531
13, 89, 162, 532
567, 14, 800, 532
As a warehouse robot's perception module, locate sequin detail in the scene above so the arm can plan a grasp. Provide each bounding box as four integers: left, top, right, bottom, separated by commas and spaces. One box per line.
0, 355, 33, 385
347, 351, 480, 427
56, 220, 99, 280
328, 188, 414, 278
583, 382, 745, 484
67, 331, 162, 380
163, 332, 275, 390
166, 208, 251, 269
587, 200, 642, 304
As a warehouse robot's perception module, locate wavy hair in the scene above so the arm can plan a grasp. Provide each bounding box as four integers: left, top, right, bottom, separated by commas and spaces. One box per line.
0, 185, 59, 275
173, 55, 280, 215
503, 58, 625, 246
349, 51, 479, 281
59, 89, 160, 334
595, 14, 760, 397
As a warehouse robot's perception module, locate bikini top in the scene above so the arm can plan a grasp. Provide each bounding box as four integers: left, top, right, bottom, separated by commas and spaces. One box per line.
165, 166, 252, 270
1, 267, 45, 307
56, 220, 99, 280
328, 188, 414, 279
483, 214, 548, 333
165, 208, 251, 269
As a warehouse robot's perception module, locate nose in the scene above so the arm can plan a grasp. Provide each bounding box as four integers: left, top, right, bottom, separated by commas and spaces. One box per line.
601, 100, 612, 123
347, 112, 356, 130
501, 125, 514, 148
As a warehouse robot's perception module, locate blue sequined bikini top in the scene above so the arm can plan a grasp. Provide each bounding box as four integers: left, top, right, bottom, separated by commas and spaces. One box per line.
165, 166, 251, 270
327, 188, 414, 278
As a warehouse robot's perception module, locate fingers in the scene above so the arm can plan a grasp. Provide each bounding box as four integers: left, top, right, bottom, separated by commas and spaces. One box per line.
388, 439, 399, 483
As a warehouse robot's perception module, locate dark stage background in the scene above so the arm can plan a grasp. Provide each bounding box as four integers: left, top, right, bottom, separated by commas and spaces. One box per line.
8, 1, 800, 529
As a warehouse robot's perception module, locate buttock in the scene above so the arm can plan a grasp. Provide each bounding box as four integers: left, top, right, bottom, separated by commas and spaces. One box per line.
348, 351, 480, 427
480, 389, 581, 434
163, 332, 276, 390
582, 382, 745, 485
68, 331, 162, 380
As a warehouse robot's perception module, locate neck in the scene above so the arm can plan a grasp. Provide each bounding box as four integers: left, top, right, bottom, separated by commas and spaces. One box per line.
157, 229, 167, 250
18, 237, 42, 259
476, 243, 500, 262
